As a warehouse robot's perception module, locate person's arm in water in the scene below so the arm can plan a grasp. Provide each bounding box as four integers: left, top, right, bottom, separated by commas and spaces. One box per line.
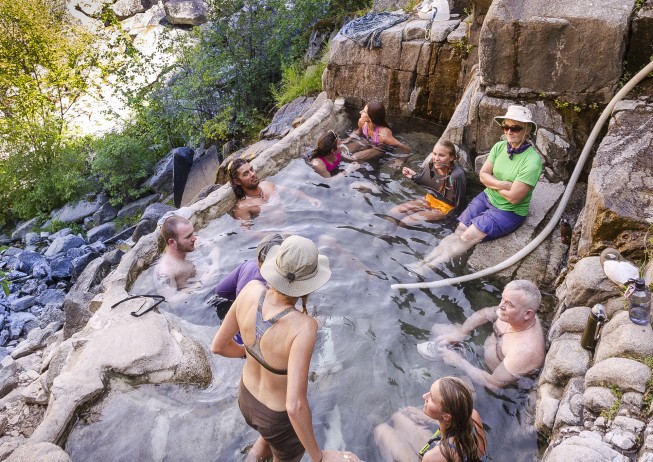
310, 158, 332, 179
434, 307, 497, 344
438, 347, 520, 391
378, 127, 410, 153
276, 183, 321, 207
232, 202, 254, 221
210, 293, 246, 358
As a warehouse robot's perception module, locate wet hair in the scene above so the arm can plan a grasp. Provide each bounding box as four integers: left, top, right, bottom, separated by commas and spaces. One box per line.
228, 158, 248, 200
366, 101, 389, 128
438, 377, 481, 462
436, 139, 457, 159
161, 216, 190, 242
309, 131, 338, 161
505, 279, 541, 313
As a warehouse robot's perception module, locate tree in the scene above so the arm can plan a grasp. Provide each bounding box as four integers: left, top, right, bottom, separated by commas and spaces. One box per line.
0, 0, 101, 223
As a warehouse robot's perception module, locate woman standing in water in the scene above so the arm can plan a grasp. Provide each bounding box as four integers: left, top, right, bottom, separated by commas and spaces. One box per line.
344, 101, 410, 161
211, 235, 360, 462
375, 376, 487, 462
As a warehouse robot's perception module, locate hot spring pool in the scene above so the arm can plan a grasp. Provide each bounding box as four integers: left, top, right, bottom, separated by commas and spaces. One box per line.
65, 125, 541, 461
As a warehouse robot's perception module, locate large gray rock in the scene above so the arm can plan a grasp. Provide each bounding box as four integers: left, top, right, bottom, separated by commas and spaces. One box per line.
585, 358, 651, 393
325, 18, 464, 123
553, 377, 585, 430
11, 217, 40, 241
543, 434, 630, 462
479, 0, 634, 103
44, 235, 86, 258
9, 312, 39, 340
131, 203, 175, 244
52, 196, 103, 224
87, 222, 117, 244
583, 386, 618, 415
36, 289, 66, 307
536, 382, 562, 434
0, 361, 20, 398
143, 150, 174, 194
577, 100, 653, 258
11, 323, 61, 360
467, 181, 566, 286
7, 295, 37, 313
163, 0, 207, 26
595, 310, 653, 363
49, 255, 73, 280
556, 257, 621, 308
180, 147, 223, 207
91, 202, 120, 224
15, 250, 44, 273
259, 96, 317, 140
5, 441, 71, 462
116, 194, 159, 220
548, 306, 591, 343
112, 0, 153, 19
626, 1, 653, 76
541, 335, 591, 386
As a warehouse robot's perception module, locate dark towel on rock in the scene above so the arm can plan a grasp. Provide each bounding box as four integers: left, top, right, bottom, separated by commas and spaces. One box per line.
340, 12, 409, 49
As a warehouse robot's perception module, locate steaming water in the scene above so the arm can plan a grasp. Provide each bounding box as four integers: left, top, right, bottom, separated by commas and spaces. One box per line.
65, 123, 540, 461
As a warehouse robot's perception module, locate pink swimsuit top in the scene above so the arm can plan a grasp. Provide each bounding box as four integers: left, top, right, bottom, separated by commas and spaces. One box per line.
362, 124, 380, 145
320, 151, 341, 172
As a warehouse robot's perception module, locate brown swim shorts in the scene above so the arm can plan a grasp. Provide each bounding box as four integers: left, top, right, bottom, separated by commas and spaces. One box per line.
238, 380, 305, 461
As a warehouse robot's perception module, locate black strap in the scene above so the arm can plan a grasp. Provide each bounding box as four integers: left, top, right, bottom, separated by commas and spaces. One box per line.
111, 294, 166, 317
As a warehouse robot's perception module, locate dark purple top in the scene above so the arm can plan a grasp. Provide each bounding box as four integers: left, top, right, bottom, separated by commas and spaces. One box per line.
214, 259, 266, 300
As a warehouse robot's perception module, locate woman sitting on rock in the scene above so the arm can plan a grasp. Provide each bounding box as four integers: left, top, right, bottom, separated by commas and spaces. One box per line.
375, 376, 487, 462
306, 130, 360, 178
344, 101, 410, 161
389, 139, 467, 226
411, 105, 542, 273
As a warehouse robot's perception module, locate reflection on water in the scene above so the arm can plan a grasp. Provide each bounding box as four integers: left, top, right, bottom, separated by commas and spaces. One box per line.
65, 127, 539, 461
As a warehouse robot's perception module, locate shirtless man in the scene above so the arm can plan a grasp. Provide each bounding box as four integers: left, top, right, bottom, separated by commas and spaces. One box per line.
155, 216, 197, 297
228, 159, 320, 222
417, 279, 545, 390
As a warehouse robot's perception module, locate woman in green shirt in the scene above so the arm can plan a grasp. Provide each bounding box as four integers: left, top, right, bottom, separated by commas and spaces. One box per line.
411, 106, 541, 272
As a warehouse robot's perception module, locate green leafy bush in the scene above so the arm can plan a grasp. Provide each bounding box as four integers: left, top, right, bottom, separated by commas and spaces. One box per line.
91, 130, 160, 206
272, 59, 327, 107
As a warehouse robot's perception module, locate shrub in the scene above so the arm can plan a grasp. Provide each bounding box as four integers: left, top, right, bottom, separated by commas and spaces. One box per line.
90, 130, 160, 206
272, 58, 328, 107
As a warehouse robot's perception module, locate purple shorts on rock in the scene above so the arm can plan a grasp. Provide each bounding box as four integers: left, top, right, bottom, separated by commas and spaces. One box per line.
458, 191, 527, 241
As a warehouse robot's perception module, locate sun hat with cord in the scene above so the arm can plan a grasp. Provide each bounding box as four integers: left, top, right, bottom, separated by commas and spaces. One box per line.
260, 235, 331, 298
256, 233, 284, 264
494, 105, 538, 135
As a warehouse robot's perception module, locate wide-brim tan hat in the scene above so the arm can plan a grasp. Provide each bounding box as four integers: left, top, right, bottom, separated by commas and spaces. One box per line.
494, 105, 538, 134
260, 235, 331, 297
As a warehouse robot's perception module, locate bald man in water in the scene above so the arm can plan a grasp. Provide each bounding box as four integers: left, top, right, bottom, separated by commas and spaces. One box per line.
418, 280, 545, 390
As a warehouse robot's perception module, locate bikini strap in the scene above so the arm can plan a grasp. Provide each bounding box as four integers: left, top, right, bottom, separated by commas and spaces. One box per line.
256, 289, 267, 314
418, 429, 441, 458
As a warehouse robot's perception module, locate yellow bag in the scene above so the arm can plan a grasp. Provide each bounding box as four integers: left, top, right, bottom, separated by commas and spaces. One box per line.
424, 193, 454, 214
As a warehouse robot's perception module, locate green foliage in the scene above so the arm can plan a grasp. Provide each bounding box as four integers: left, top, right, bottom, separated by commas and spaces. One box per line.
38, 219, 84, 236
114, 213, 141, 229
272, 57, 328, 107
453, 37, 473, 55
121, 0, 371, 149
90, 129, 160, 205
0, 0, 103, 225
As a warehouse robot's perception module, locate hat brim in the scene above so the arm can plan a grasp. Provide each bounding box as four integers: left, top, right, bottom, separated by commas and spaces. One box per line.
494, 116, 538, 134
260, 246, 331, 297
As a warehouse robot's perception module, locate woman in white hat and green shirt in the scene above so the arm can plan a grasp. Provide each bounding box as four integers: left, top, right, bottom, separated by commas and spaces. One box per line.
212, 235, 361, 462
413, 105, 542, 272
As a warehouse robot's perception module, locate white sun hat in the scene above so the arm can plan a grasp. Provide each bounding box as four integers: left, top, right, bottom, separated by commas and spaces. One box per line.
494, 105, 538, 135
260, 235, 331, 297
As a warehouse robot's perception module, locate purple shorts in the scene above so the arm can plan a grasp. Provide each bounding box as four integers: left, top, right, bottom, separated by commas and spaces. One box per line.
458, 191, 527, 241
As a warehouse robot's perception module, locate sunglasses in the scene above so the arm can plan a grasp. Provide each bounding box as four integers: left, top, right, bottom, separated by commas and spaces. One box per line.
502, 124, 525, 133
